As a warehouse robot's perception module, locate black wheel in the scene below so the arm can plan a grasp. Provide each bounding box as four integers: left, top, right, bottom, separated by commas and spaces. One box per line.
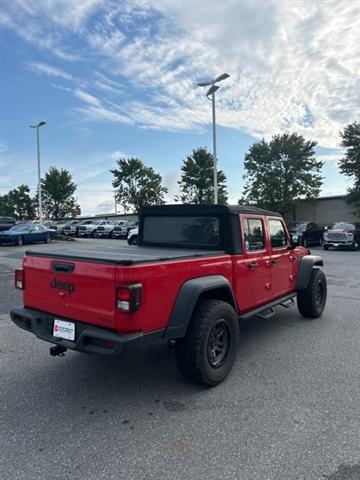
351, 242, 357, 251
44, 234, 51, 243
16, 235, 24, 246
297, 269, 327, 319
91, 230, 96, 238
175, 299, 239, 387
128, 236, 138, 245
302, 237, 308, 248
323, 245, 329, 250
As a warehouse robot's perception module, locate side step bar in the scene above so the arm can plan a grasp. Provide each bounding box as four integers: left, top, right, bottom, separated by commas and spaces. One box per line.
256, 307, 275, 320
238, 293, 297, 321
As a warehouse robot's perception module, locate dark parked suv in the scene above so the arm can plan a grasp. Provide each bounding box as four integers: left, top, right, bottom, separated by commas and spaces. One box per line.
0, 216, 16, 231
323, 222, 360, 250
287, 221, 324, 247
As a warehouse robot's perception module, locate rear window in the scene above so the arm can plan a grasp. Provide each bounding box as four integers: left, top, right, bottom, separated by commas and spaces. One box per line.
143, 216, 220, 246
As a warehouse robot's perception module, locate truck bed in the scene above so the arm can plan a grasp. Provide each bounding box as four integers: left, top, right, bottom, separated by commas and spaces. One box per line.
25, 245, 225, 265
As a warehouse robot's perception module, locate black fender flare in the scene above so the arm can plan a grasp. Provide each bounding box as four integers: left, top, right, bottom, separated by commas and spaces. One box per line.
163, 275, 236, 341
296, 255, 324, 290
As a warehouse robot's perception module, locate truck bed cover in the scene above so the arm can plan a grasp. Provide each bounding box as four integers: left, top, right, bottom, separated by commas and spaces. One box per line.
25, 245, 226, 265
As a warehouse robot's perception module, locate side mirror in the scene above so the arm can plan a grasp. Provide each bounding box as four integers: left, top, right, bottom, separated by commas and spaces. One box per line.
288, 234, 301, 249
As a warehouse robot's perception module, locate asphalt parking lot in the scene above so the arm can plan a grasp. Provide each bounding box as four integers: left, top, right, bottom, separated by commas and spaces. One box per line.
0, 238, 359, 480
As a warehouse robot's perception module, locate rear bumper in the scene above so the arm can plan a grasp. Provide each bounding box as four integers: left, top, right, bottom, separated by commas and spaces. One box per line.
10, 306, 163, 354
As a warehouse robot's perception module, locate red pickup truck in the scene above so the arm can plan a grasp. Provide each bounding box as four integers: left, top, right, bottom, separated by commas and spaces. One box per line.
11, 205, 327, 386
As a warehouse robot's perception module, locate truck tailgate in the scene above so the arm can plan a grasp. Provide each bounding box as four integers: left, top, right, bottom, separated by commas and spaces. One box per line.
23, 255, 118, 328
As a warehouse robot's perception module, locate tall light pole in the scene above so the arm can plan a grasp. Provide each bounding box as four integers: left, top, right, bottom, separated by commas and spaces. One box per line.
29, 121, 46, 219
197, 73, 230, 204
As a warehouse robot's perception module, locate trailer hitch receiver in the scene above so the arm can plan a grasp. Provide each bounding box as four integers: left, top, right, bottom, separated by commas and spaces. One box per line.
50, 345, 67, 357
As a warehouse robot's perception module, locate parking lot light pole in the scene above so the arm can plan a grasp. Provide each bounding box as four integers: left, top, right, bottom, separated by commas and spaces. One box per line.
29, 121, 46, 220
197, 73, 230, 204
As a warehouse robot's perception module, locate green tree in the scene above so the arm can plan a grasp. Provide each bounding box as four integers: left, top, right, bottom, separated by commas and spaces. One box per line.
0, 194, 15, 217
241, 133, 323, 216
8, 185, 35, 219
339, 122, 360, 216
111, 158, 168, 213
39, 167, 77, 219
177, 147, 228, 204
0, 185, 34, 219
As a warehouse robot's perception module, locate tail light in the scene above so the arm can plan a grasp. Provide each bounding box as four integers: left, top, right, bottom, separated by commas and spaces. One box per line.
116, 284, 142, 312
15, 269, 24, 290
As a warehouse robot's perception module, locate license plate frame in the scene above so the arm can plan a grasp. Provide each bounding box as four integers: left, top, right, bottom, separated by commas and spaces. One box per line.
53, 319, 75, 341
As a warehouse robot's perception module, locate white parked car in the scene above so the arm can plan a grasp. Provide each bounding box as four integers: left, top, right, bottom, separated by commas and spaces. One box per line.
127, 227, 139, 245
78, 220, 112, 238
95, 221, 116, 238
63, 220, 80, 236
112, 221, 130, 239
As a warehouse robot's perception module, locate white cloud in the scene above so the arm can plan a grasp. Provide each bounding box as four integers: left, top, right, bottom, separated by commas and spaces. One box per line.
318, 152, 343, 164
26, 62, 73, 80
74, 89, 102, 107
2, 0, 360, 148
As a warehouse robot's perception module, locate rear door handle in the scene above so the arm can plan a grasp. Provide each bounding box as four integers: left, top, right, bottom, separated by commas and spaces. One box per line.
247, 262, 258, 269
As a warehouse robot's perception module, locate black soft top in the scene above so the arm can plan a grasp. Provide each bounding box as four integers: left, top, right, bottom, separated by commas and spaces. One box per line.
139, 204, 282, 253
140, 204, 281, 217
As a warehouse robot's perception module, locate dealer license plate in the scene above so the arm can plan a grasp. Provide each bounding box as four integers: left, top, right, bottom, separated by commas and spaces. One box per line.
53, 319, 75, 341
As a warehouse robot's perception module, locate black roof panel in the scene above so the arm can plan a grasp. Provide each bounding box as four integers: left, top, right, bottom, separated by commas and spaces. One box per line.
140, 204, 281, 217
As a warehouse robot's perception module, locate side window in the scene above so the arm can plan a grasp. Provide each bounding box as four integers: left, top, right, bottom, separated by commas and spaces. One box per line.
269, 219, 287, 248
243, 218, 265, 251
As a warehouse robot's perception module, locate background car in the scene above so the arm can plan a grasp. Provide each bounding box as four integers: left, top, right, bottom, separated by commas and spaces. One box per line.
323, 222, 360, 250
287, 221, 324, 247
112, 220, 130, 239
95, 220, 116, 238
45, 220, 67, 234
63, 220, 80, 236
0, 223, 56, 246
0, 216, 16, 231
127, 227, 139, 245
77, 220, 113, 237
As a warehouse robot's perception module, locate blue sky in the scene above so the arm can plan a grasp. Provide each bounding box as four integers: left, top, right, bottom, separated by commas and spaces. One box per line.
1, 0, 359, 215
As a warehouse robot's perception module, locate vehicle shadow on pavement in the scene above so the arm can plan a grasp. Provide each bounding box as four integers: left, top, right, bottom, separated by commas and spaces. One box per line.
3, 307, 311, 408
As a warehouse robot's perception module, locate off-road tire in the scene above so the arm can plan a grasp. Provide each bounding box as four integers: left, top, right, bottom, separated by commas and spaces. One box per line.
16, 235, 24, 246
175, 299, 239, 387
297, 269, 327, 319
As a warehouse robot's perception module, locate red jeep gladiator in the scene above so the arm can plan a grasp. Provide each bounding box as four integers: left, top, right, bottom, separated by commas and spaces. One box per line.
11, 205, 327, 386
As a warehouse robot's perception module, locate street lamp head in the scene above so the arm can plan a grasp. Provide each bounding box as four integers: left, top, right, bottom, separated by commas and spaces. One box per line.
197, 80, 212, 87
206, 85, 220, 97
29, 121, 47, 129
213, 73, 230, 83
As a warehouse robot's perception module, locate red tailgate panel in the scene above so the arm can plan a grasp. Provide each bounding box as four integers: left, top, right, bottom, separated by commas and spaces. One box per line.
23, 256, 118, 328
